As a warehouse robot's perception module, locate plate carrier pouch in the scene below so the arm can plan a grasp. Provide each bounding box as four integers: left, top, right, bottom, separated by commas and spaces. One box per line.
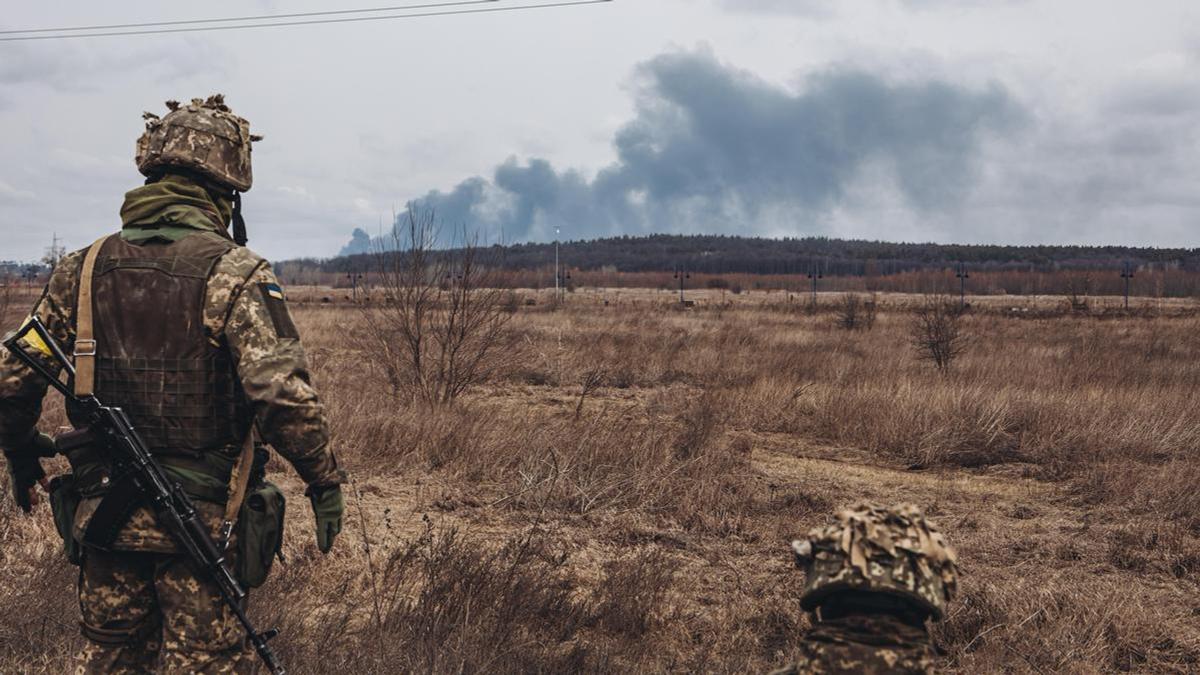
48, 473, 84, 565
234, 479, 286, 588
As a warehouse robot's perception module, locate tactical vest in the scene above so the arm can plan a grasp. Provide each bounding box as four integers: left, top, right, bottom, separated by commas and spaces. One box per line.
67, 232, 250, 455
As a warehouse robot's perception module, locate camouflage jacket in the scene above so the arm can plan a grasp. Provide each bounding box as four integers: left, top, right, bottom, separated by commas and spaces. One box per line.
772, 614, 936, 675
0, 202, 342, 551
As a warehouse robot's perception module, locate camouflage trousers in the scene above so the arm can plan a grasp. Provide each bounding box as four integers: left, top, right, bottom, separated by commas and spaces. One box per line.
76, 547, 253, 674
773, 614, 936, 675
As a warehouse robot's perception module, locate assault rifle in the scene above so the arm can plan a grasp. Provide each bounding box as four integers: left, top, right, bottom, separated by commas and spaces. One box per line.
3, 316, 285, 675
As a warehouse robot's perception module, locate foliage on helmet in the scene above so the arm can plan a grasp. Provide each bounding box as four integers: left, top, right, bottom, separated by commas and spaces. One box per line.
136, 94, 262, 192
791, 503, 959, 621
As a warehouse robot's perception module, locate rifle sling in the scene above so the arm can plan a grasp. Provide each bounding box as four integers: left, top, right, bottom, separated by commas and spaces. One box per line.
224, 431, 256, 524
74, 236, 110, 398
81, 473, 145, 550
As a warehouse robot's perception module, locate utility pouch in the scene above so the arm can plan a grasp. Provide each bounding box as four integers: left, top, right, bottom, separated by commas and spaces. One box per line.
47, 474, 83, 566
234, 481, 286, 588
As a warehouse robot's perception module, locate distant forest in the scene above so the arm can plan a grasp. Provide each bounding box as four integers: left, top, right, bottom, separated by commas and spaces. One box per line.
297, 234, 1200, 276
272, 234, 1200, 298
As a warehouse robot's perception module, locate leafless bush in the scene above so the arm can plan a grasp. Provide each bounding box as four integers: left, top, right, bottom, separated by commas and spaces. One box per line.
575, 367, 606, 420
590, 548, 676, 637
835, 293, 876, 331
1066, 275, 1091, 313
910, 295, 968, 371
270, 525, 679, 673
361, 208, 514, 404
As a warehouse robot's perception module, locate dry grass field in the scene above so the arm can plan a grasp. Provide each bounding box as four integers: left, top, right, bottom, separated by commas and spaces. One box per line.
3, 287, 1200, 673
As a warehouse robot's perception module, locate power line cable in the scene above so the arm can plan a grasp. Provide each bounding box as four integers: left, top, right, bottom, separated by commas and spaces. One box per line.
0, 0, 501, 35
0, 0, 612, 42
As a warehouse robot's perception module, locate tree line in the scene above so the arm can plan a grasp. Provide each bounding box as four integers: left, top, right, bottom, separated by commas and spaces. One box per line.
293, 233, 1200, 277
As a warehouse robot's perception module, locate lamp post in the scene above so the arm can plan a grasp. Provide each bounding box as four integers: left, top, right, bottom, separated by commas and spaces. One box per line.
956, 263, 969, 310
557, 269, 571, 303
554, 226, 561, 305
807, 264, 822, 304
674, 266, 690, 305
1121, 262, 1135, 310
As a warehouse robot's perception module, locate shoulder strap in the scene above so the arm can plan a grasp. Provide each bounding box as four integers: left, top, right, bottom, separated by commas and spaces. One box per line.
74, 236, 111, 398
224, 430, 257, 524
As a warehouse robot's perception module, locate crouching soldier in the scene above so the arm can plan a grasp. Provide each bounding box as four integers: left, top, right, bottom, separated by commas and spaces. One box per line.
775, 504, 959, 675
0, 95, 345, 673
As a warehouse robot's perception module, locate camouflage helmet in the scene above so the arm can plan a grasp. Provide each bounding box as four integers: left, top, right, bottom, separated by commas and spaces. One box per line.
136, 94, 260, 192
792, 503, 958, 621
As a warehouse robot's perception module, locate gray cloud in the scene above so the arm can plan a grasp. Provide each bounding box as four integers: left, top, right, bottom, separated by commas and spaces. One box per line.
899, 0, 1030, 9
1106, 78, 1200, 118
712, 0, 1029, 17
0, 41, 228, 109
713, 0, 834, 18
381, 49, 1025, 246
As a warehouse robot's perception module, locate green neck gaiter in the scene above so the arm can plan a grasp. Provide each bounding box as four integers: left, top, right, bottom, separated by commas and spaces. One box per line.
120, 174, 233, 242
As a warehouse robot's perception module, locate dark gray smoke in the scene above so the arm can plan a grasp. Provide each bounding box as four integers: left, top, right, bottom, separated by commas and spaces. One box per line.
349, 49, 1025, 250
339, 228, 373, 256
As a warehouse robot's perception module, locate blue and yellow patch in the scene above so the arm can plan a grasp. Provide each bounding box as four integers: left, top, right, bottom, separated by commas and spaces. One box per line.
258, 282, 299, 339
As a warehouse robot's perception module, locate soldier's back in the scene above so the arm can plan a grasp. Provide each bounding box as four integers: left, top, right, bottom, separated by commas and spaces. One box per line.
774, 614, 935, 675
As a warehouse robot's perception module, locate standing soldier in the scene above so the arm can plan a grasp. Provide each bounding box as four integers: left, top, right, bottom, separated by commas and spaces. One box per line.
0, 95, 345, 673
775, 504, 959, 675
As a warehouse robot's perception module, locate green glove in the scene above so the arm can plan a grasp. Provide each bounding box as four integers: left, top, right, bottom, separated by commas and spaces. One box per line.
3, 432, 54, 513
307, 484, 344, 554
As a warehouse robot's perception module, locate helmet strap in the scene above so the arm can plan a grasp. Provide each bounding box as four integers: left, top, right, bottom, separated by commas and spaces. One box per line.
232, 192, 248, 246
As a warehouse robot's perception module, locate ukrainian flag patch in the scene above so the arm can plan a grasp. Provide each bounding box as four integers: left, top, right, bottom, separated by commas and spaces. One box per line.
258, 282, 299, 339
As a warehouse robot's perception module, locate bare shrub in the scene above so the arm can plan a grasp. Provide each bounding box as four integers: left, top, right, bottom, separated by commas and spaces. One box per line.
835, 293, 877, 331
910, 296, 968, 371
673, 390, 725, 461
936, 576, 1200, 673
361, 208, 514, 404
270, 526, 679, 674
590, 548, 676, 637
575, 366, 605, 420
1065, 271, 1094, 312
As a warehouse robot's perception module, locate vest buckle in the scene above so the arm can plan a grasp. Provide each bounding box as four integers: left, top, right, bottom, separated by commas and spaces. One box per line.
74, 339, 97, 357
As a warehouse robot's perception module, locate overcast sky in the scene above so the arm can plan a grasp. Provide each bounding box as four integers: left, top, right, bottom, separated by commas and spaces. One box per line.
1, 0, 1197, 261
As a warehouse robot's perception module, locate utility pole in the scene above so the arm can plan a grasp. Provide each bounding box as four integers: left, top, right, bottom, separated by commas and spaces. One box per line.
554, 226, 561, 305
956, 263, 969, 310
674, 265, 690, 305
346, 271, 363, 301
1121, 262, 1135, 310
557, 269, 571, 303
807, 264, 822, 305
44, 232, 65, 271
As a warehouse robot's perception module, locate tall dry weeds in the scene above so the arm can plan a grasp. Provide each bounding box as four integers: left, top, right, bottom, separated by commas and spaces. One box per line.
3, 294, 1200, 673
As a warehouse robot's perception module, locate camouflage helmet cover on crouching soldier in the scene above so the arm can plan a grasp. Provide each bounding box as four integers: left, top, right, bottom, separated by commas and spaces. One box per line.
136, 94, 261, 192
792, 503, 959, 620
